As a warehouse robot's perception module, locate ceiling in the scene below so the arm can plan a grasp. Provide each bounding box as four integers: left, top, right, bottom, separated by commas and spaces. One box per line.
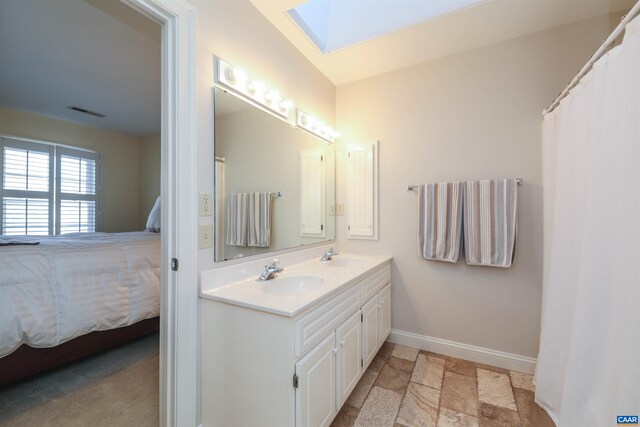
251, 0, 636, 85
0, 0, 160, 138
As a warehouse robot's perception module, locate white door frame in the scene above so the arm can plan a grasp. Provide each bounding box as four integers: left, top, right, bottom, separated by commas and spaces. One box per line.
121, 1, 198, 426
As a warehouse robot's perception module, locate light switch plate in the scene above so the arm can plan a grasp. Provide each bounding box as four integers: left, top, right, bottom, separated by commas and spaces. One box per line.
336, 203, 345, 216
199, 193, 212, 216
198, 224, 213, 249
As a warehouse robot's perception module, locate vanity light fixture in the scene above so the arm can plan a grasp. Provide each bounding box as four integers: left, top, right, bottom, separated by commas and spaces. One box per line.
296, 109, 338, 143
216, 58, 294, 119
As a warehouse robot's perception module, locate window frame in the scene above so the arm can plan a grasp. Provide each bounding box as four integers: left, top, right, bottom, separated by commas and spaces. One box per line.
0, 135, 101, 236
55, 146, 101, 235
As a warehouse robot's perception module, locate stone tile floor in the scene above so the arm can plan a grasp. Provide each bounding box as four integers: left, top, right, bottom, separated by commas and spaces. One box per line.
332, 342, 555, 427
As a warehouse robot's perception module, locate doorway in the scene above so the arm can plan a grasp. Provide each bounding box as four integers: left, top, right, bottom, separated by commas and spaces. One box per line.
0, 0, 197, 425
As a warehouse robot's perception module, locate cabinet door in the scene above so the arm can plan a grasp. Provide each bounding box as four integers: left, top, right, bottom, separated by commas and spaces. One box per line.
378, 284, 391, 344
335, 311, 363, 409
362, 296, 379, 369
346, 141, 378, 240
300, 150, 326, 237
295, 332, 336, 427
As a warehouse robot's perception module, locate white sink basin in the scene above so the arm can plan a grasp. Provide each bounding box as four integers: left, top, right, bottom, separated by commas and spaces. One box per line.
262, 275, 325, 295
322, 257, 368, 268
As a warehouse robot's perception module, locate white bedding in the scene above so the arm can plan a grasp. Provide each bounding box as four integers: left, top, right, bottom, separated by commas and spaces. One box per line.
0, 231, 160, 358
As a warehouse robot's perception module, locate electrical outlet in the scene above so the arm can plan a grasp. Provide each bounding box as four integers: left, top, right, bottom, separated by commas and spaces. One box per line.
199, 193, 212, 216
336, 203, 345, 216
329, 204, 336, 216
198, 224, 213, 249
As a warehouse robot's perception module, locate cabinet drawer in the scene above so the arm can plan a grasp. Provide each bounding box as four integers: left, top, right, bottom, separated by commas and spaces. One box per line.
361, 264, 391, 303
295, 285, 362, 358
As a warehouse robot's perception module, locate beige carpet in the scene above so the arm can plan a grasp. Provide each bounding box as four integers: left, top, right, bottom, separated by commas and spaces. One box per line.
0, 333, 159, 427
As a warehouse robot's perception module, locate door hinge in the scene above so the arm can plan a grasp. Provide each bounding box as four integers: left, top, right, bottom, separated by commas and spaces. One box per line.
293, 373, 299, 389
361, 312, 363, 322
348, 152, 351, 157
321, 224, 324, 231
361, 359, 364, 367
348, 225, 351, 231
321, 155, 323, 162
171, 258, 179, 271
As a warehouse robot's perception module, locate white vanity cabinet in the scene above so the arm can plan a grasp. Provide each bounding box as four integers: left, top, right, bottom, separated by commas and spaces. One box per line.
362, 295, 379, 369
201, 259, 391, 427
334, 311, 363, 409
295, 310, 363, 427
295, 332, 337, 427
379, 284, 391, 341
362, 283, 392, 370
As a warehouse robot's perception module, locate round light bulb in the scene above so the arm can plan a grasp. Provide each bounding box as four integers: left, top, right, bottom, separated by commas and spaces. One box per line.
247, 81, 256, 96
224, 67, 236, 85
254, 81, 266, 96
279, 100, 291, 113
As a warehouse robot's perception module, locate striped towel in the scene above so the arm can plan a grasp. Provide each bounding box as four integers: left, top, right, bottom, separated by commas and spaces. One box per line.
226, 193, 249, 246
247, 192, 272, 247
418, 182, 464, 262
463, 178, 518, 268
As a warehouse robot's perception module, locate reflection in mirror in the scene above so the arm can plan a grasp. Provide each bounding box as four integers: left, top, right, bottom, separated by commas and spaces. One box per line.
214, 88, 335, 262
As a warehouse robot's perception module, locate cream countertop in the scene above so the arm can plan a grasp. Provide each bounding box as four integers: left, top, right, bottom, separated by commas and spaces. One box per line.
200, 252, 391, 317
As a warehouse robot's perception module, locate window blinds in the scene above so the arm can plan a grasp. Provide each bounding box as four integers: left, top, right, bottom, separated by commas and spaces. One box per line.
0, 139, 54, 235
56, 148, 99, 234
0, 137, 100, 236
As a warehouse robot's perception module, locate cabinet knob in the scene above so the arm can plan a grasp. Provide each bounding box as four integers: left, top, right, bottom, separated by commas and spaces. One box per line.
332, 347, 338, 354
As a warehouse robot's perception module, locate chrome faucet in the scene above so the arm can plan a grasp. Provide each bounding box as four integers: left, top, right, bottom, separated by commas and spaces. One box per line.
321, 247, 339, 262
258, 259, 284, 281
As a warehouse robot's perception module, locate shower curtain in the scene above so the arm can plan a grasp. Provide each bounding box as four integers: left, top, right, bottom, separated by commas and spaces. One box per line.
536, 16, 640, 426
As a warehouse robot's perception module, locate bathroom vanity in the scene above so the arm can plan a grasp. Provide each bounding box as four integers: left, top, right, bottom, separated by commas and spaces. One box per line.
200, 247, 391, 427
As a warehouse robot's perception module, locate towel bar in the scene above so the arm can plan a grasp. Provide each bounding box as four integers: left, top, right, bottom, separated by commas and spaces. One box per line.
407, 178, 523, 191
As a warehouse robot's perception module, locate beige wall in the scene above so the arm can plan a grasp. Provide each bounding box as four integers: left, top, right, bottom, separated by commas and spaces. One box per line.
335, 15, 620, 358
0, 106, 145, 233
139, 133, 160, 228
190, 0, 336, 271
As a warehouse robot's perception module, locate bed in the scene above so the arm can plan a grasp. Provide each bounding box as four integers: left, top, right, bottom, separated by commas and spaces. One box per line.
0, 231, 160, 385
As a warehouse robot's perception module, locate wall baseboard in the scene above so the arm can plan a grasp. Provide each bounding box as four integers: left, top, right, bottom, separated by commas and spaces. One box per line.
388, 329, 536, 374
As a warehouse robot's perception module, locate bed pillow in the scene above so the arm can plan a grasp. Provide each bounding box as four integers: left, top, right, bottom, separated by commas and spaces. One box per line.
146, 196, 161, 232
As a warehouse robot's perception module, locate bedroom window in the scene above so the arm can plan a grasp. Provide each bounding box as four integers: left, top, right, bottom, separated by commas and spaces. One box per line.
56, 147, 99, 234
0, 137, 100, 235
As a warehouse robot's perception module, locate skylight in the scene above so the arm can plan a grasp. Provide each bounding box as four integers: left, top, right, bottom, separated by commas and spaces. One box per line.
288, 0, 484, 54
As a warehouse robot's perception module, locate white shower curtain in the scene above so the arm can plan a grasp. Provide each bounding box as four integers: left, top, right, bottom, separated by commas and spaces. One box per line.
537, 16, 640, 426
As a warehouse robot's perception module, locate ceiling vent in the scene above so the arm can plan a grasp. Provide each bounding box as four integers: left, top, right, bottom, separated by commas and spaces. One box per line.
67, 106, 106, 118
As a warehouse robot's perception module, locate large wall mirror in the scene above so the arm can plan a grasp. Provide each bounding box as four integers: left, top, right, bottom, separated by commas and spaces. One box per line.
214, 88, 335, 262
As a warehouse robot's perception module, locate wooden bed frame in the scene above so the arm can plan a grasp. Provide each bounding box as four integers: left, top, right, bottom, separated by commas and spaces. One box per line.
0, 317, 159, 387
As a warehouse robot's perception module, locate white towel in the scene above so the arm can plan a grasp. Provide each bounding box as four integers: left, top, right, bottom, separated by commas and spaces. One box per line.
463, 178, 518, 267
418, 182, 464, 263
226, 193, 249, 246
247, 192, 272, 248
